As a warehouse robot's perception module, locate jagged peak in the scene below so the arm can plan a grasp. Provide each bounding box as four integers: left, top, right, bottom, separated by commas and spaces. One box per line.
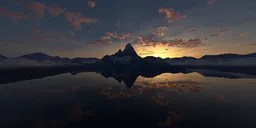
117, 49, 122, 53
125, 43, 133, 48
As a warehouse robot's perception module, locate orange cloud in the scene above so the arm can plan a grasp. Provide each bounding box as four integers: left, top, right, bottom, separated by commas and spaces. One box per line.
69, 30, 76, 36
100, 36, 111, 40
47, 5, 66, 17
153, 26, 168, 37
23, 2, 46, 19
138, 37, 203, 47
208, 0, 216, 5
240, 32, 247, 36
65, 12, 73, 22
71, 40, 78, 44
159, 8, 185, 23
87, 39, 111, 46
105, 32, 132, 40
88, 0, 96, 8
65, 11, 98, 30
0, 7, 28, 23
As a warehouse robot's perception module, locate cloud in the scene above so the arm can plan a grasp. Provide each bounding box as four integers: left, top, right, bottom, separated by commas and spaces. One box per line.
47, 5, 66, 17
69, 30, 76, 36
137, 37, 203, 47
158, 8, 186, 23
105, 32, 132, 40
210, 29, 228, 37
65, 11, 73, 22
0, 7, 28, 23
189, 28, 196, 31
240, 32, 247, 36
152, 26, 168, 37
208, 0, 216, 5
210, 32, 224, 37
88, 0, 96, 8
100, 36, 111, 40
71, 40, 78, 44
87, 39, 111, 46
65, 11, 98, 30
23, 2, 46, 19
220, 28, 229, 32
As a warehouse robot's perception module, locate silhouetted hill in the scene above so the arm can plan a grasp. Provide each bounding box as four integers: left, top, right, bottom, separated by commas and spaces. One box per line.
0, 54, 7, 61
200, 53, 256, 60
17, 53, 62, 62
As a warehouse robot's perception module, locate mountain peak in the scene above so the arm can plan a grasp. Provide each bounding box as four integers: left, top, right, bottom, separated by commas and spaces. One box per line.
122, 43, 138, 57
125, 43, 133, 49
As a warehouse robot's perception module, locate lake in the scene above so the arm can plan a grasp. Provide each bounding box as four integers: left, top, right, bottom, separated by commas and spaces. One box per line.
0, 71, 256, 128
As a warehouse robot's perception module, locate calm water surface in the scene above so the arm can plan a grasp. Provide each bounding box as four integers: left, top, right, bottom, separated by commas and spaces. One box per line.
0, 72, 256, 128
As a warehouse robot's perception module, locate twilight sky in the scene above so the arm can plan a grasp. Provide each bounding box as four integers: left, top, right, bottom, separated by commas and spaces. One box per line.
0, 0, 255, 58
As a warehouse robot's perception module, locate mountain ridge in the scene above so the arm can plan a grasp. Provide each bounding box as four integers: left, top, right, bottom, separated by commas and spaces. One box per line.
0, 43, 256, 63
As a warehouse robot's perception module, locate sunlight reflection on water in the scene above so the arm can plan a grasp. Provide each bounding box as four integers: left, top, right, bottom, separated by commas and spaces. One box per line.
0, 72, 256, 128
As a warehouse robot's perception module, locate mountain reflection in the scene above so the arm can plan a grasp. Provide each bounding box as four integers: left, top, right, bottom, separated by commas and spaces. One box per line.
1, 67, 256, 86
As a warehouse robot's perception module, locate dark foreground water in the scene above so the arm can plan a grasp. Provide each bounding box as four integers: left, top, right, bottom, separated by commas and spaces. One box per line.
1, 71, 256, 128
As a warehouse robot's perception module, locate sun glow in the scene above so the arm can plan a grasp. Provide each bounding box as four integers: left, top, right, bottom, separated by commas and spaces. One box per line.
135, 46, 178, 58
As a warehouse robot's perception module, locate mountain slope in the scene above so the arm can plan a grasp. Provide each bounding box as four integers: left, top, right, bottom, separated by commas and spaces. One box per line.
17, 53, 62, 62
0, 54, 7, 61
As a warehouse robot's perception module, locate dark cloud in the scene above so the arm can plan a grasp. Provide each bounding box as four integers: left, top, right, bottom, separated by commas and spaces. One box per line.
47, 5, 66, 17
23, 1, 46, 19
0, 7, 28, 23
189, 28, 196, 31
210, 29, 229, 37
210, 32, 224, 37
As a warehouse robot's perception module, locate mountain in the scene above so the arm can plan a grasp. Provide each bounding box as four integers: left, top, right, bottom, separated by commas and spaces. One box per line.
103, 43, 140, 59
164, 53, 256, 66
0, 54, 7, 61
200, 53, 256, 60
16, 53, 62, 62
101, 43, 141, 65
121, 43, 139, 57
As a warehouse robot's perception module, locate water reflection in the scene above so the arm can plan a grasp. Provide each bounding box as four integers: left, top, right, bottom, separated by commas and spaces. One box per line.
0, 72, 256, 128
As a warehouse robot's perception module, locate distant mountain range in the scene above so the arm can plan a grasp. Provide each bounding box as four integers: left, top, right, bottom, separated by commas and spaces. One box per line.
1, 43, 256, 66
0, 54, 7, 61
12, 52, 99, 64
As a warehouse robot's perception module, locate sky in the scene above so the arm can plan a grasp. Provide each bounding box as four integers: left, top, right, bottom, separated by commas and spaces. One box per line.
0, 0, 256, 59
